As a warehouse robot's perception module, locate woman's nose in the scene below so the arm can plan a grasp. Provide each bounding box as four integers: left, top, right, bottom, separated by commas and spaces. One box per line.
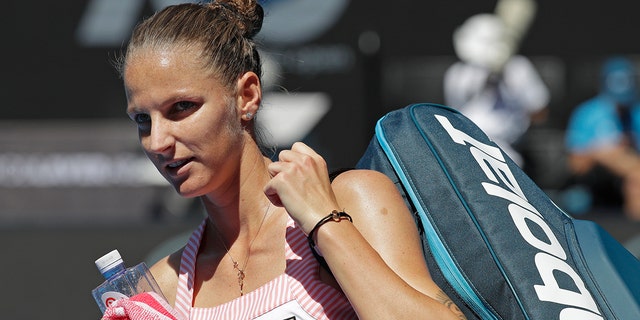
145, 118, 175, 155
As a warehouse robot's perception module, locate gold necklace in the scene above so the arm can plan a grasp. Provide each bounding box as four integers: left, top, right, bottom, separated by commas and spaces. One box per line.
212, 202, 271, 296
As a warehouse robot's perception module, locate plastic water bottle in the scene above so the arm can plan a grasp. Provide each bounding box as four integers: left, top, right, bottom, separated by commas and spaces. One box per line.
91, 249, 166, 314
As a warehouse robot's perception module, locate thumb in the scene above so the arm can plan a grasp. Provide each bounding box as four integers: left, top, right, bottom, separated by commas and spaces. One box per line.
263, 182, 283, 207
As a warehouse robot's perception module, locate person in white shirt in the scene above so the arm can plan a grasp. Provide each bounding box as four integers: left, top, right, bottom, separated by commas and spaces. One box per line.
443, 13, 550, 167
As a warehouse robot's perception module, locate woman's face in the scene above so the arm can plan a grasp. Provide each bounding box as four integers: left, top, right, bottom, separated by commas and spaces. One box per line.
124, 46, 244, 197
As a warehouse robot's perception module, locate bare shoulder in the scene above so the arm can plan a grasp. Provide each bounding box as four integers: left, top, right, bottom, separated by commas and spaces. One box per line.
149, 247, 183, 306
331, 168, 403, 212
330, 168, 398, 197
330, 169, 414, 246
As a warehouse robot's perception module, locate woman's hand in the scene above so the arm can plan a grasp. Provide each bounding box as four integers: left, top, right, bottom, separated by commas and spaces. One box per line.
263, 142, 340, 234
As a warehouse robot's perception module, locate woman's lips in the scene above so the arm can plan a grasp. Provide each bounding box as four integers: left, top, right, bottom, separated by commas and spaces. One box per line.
165, 157, 194, 175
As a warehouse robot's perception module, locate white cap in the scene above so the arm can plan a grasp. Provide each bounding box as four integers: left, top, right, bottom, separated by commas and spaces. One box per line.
95, 249, 124, 274
453, 14, 515, 72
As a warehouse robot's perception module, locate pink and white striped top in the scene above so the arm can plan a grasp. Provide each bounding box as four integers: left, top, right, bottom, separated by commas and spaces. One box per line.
173, 217, 357, 319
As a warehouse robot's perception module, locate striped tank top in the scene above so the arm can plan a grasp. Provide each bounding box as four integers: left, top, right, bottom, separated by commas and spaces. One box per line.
173, 217, 357, 319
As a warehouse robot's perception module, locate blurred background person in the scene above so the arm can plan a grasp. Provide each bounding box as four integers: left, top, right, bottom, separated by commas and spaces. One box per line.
443, 0, 550, 168
565, 56, 640, 221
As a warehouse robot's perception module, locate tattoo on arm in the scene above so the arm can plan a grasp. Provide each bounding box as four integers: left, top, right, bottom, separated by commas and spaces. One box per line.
435, 289, 467, 320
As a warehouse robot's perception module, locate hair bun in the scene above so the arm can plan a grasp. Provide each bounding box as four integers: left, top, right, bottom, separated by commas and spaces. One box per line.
245, 4, 263, 39
211, 0, 263, 39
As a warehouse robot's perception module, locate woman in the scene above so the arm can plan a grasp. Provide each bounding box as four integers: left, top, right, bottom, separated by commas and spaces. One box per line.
113, 0, 465, 319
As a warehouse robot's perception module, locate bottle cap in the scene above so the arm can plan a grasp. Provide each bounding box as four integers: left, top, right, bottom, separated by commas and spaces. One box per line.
95, 249, 124, 275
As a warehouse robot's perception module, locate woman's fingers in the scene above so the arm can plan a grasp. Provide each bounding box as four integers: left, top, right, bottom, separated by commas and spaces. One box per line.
264, 142, 339, 232
263, 184, 283, 208
278, 143, 329, 181
290, 141, 319, 156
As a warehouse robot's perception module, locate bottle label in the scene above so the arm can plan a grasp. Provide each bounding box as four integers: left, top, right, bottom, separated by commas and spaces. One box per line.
101, 291, 129, 309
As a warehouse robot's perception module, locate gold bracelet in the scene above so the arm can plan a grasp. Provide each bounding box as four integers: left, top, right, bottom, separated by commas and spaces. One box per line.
307, 210, 353, 254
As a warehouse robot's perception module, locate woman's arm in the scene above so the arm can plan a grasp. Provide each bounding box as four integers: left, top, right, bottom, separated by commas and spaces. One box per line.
265, 142, 465, 319
323, 169, 465, 319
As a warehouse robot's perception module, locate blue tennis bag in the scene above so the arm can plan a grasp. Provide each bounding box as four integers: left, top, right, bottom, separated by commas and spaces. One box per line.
356, 103, 640, 319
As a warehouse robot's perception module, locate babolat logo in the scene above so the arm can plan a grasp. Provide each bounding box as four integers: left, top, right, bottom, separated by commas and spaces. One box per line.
435, 115, 604, 319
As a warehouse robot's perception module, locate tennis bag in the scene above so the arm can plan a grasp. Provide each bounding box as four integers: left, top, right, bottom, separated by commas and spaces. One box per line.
356, 103, 640, 319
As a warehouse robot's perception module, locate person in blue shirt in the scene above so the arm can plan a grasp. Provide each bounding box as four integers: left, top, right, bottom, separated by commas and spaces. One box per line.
565, 56, 640, 220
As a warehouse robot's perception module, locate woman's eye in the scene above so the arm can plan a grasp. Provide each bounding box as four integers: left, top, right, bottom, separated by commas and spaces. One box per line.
175, 101, 195, 111
134, 113, 151, 124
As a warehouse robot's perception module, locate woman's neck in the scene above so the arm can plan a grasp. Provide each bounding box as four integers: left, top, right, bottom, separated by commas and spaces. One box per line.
200, 140, 273, 242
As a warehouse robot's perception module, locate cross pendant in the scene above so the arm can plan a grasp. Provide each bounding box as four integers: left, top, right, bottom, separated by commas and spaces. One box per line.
237, 269, 245, 295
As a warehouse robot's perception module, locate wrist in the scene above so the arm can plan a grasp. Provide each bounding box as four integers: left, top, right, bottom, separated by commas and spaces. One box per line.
307, 210, 353, 256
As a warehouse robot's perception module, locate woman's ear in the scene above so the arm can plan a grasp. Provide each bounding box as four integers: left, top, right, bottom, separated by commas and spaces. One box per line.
236, 72, 262, 121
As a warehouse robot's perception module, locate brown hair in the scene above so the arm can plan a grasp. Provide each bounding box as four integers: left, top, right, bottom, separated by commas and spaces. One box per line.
117, 0, 264, 90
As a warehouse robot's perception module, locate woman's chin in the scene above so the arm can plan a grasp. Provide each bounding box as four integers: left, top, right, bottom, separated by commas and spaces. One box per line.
172, 183, 204, 199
